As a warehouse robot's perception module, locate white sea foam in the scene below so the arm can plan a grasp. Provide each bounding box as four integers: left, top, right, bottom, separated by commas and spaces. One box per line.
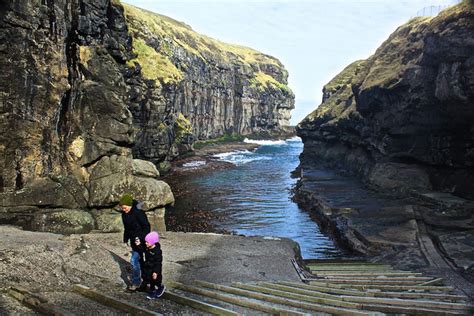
286, 136, 302, 142
243, 138, 286, 146
213, 150, 270, 165
182, 160, 206, 168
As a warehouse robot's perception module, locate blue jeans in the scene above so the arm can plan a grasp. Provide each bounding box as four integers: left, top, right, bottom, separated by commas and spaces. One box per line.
130, 250, 142, 286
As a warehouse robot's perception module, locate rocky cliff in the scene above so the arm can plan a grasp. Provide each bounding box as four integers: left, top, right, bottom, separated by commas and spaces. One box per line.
122, 3, 294, 170
297, 2, 474, 199
0, 0, 293, 233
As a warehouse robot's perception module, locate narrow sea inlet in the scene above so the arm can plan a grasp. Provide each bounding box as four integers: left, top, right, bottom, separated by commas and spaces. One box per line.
169, 138, 345, 259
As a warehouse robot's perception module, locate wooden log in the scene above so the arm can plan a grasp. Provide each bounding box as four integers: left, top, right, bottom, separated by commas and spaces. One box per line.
232, 283, 361, 309
320, 277, 434, 282
370, 291, 468, 302
308, 281, 454, 292
161, 291, 239, 316
314, 272, 423, 277
168, 281, 308, 316
8, 287, 72, 316
262, 282, 472, 311
277, 281, 467, 302
339, 295, 472, 311
316, 279, 430, 285
362, 303, 467, 316
72, 284, 161, 316
308, 265, 394, 271
304, 261, 387, 265
307, 263, 392, 267
277, 281, 367, 297
195, 280, 373, 316
303, 259, 369, 264
420, 278, 444, 286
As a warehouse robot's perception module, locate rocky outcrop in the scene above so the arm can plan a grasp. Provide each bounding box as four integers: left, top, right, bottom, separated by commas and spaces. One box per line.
297, 2, 474, 199
0, 0, 173, 233
0, 0, 293, 232
295, 2, 474, 275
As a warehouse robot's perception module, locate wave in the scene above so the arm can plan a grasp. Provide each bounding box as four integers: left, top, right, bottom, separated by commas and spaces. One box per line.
182, 160, 206, 168
286, 136, 302, 142
213, 150, 271, 165
243, 138, 286, 146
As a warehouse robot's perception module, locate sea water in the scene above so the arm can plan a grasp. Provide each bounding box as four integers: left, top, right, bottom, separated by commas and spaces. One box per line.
176, 137, 345, 259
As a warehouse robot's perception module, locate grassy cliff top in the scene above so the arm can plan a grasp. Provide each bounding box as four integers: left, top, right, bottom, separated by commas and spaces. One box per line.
361, 1, 472, 90
301, 1, 472, 126
120, 2, 291, 93
304, 60, 366, 122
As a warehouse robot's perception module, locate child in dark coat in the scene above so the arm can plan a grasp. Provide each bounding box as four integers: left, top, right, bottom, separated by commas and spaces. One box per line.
143, 231, 165, 299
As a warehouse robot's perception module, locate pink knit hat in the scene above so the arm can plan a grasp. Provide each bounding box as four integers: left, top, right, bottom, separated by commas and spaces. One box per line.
145, 231, 159, 245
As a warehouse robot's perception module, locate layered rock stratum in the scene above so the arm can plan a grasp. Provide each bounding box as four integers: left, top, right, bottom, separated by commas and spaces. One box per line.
0, 0, 294, 233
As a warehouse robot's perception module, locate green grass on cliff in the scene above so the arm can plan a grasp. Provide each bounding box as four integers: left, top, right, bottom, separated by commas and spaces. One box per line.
120, 2, 291, 93
302, 1, 472, 127
305, 60, 366, 122
126, 38, 183, 85
323, 60, 366, 94
174, 112, 193, 143
249, 71, 293, 94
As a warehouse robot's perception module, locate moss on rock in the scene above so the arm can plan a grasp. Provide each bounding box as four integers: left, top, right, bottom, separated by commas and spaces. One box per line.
126, 38, 183, 85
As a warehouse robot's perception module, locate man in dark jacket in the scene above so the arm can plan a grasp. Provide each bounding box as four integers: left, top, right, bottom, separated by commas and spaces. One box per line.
119, 193, 150, 291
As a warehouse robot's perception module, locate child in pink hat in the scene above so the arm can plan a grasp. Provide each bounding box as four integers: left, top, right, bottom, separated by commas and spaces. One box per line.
143, 231, 165, 299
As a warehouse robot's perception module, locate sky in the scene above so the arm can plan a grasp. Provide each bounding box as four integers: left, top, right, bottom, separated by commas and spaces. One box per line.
123, 0, 458, 125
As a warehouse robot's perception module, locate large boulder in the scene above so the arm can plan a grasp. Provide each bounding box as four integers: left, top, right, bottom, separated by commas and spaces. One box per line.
29, 209, 95, 234
88, 155, 174, 210
0, 178, 86, 209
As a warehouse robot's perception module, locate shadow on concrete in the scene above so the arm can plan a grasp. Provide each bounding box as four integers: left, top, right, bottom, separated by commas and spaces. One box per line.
108, 250, 131, 286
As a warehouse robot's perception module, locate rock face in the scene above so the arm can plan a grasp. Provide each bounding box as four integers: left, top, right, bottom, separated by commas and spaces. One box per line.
0, 0, 293, 232
295, 3, 474, 275
297, 3, 474, 199
122, 4, 294, 169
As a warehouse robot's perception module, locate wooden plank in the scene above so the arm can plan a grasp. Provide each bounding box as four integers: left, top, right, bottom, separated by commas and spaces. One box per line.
168, 281, 308, 316
309, 267, 395, 272
277, 281, 467, 302
362, 303, 467, 316
340, 295, 472, 311
420, 278, 444, 286
232, 283, 361, 309
161, 291, 239, 316
72, 284, 161, 316
263, 282, 471, 311
308, 281, 455, 292
320, 277, 434, 282
316, 279, 430, 285
277, 281, 368, 297
371, 291, 468, 302
314, 272, 423, 277
195, 280, 373, 316
307, 263, 392, 267
303, 259, 384, 265
308, 265, 393, 270
260, 282, 360, 300
8, 288, 72, 316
